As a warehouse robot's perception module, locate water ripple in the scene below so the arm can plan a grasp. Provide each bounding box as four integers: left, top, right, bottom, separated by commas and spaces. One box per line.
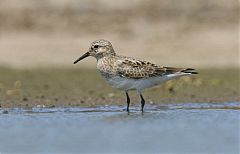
1, 102, 240, 114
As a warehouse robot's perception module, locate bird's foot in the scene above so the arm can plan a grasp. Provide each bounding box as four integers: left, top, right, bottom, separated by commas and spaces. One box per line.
123, 108, 130, 112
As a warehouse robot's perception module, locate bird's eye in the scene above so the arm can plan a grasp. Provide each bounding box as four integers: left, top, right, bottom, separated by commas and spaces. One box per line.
93, 45, 99, 49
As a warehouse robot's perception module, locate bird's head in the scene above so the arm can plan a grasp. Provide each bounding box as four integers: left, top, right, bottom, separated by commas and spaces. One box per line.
73, 39, 115, 64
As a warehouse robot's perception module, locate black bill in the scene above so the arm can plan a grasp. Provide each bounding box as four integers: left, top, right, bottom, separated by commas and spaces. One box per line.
73, 52, 90, 64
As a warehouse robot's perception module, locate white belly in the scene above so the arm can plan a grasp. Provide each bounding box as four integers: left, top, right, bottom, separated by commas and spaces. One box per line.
102, 73, 189, 91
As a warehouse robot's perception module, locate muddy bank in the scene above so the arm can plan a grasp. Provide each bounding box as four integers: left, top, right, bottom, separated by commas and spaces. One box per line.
0, 68, 239, 108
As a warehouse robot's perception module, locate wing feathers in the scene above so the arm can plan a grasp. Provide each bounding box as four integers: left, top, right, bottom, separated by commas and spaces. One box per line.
116, 57, 198, 79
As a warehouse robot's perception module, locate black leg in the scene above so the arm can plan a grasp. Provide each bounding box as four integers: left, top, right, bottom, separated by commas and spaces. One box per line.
140, 93, 145, 112
125, 92, 130, 112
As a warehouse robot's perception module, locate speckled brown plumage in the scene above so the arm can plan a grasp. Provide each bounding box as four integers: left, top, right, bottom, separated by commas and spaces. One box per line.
97, 55, 197, 79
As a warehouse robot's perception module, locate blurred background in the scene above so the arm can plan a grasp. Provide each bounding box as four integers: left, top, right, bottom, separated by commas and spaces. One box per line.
0, 1, 239, 152
0, 0, 239, 68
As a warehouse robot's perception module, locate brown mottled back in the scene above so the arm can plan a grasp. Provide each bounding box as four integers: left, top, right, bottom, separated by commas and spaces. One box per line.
114, 56, 197, 79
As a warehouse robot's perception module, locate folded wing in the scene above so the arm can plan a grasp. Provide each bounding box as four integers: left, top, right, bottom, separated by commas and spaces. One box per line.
115, 57, 197, 79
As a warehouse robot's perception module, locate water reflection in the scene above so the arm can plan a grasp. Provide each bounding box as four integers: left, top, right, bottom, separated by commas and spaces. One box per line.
0, 102, 239, 153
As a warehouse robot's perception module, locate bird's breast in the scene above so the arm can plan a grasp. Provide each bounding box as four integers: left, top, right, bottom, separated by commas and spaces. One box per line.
97, 57, 117, 75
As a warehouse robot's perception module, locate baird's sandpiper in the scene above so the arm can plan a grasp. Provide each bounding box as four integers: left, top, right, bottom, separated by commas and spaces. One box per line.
74, 39, 198, 112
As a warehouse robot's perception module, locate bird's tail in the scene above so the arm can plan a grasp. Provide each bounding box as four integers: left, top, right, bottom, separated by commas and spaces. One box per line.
164, 67, 198, 74
180, 68, 198, 74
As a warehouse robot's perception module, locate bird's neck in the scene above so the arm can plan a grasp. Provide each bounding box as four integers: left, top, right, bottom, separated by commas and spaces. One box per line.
96, 52, 116, 61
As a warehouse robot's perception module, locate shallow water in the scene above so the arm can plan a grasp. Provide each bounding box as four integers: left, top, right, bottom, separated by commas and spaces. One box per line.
0, 102, 239, 153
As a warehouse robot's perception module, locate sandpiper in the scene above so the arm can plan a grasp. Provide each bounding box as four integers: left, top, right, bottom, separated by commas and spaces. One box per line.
74, 39, 197, 112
